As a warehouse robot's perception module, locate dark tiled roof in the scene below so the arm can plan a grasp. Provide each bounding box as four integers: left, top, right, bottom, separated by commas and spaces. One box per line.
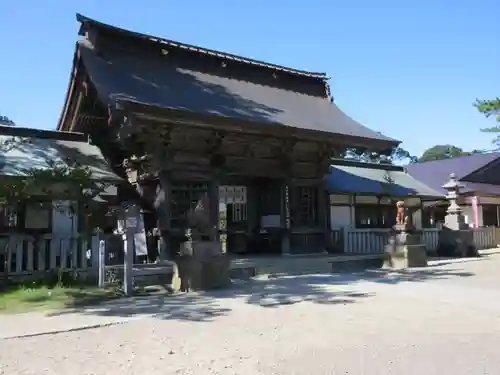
76, 13, 327, 79
326, 161, 443, 198
0, 131, 121, 182
78, 40, 397, 143
405, 152, 500, 194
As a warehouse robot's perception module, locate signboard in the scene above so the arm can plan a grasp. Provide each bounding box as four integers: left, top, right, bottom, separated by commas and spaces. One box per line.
219, 185, 247, 204
133, 215, 148, 256
284, 184, 291, 229
218, 186, 227, 203
234, 186, 246, 204
226, 186, 235, 204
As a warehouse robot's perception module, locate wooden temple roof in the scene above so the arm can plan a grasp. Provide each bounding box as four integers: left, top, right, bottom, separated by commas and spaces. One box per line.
59, 14, 398, 148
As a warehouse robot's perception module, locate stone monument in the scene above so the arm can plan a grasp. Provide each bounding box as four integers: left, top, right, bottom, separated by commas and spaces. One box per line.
175, 192, 230, 292
384, 199, 428, 269
436, 173, 477, 257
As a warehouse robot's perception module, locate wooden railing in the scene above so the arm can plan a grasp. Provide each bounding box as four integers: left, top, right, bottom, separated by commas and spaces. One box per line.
2, 227, 499, 277
330, 226, 499, 255
472, 227, 497, 250
422, 228, 440, 253
0, 233, 118, 277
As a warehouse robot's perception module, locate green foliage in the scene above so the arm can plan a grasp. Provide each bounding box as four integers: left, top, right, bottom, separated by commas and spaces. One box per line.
476, 98, 500, 146
344, 146, 417, 164
0, 115, 15, 127
476, 98, 500, 122
416, 145, 483, 163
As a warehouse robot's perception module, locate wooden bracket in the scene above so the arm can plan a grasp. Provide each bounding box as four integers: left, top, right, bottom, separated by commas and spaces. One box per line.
205, 130, 225, 155
277, 139, 296, 170
316, 143, 333, 176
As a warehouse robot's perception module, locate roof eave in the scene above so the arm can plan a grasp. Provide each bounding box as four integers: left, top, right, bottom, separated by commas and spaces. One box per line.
117, 98, 398, 150
56, 44, 81, 132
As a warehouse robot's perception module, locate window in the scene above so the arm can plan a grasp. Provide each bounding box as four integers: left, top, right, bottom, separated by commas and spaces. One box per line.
0, 206, 18, 232
420, 205, 447, 228
355, 203, 395, 229
24, 202, 52, 231
482, 204, 499, 227
421, 207, 433, 228
171, 183, 208, 229
292, 186, 318, 227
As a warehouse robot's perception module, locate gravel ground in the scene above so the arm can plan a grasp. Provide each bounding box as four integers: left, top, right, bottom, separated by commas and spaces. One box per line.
2, 253, 500, 375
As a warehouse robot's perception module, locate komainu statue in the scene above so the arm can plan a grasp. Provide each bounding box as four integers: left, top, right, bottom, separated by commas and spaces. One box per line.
396, 201, 405, 225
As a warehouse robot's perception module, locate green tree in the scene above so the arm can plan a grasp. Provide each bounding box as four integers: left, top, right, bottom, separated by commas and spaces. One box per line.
476, 98, 500, 145
344, 146, 417, 164
416, 145, 482, 163
0, 115, 15, 126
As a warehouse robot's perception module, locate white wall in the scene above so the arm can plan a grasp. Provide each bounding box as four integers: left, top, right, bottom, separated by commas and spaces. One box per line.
461, 206, 473, 227
330, 205, 353, 228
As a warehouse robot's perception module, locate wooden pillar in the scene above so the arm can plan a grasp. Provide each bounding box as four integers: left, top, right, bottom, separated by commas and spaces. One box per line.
155, 170, 172, 259
318, 182, 329, 252
208, 178, 220, 243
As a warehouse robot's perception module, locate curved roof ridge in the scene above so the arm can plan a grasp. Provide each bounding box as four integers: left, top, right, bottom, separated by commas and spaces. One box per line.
76, 13, 328, 80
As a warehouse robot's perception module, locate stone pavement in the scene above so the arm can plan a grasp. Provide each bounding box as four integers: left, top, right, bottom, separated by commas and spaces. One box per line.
1, 249, 499, 340
1, 251, 500, 374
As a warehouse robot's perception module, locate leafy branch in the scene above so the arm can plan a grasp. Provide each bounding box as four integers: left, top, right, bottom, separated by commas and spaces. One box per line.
475, 98, 500, 147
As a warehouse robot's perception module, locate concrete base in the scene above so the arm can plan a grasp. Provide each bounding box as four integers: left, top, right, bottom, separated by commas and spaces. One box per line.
174, 240, 230, 292
437, 227, 477, 257
384, 232, 428, 269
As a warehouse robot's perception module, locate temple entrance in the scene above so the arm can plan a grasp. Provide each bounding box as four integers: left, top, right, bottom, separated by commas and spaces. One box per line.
220, 178, 283, 256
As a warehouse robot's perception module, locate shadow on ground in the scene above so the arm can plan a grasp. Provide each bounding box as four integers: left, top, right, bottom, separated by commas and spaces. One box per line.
46, 262, 475, 322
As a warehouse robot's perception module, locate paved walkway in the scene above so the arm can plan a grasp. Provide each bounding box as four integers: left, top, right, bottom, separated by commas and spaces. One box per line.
2, 251, 500, 374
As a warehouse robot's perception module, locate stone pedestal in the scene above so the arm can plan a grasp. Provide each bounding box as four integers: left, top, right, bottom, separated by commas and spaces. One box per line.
174, 240, 230, 292
437, 227, 476, 257
384, 226, 427, 269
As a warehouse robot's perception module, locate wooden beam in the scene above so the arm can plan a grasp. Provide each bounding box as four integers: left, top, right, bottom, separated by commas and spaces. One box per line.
128, 110, 395, 151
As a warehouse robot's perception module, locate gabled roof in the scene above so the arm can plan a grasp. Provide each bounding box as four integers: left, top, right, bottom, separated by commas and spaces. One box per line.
0, 126, 121, 182
76, 14, 327, 79
326, 159, 443, 199
405, 152, 500, 194
75, 37, 397, 144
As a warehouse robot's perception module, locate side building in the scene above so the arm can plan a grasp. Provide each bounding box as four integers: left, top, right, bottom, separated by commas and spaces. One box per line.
407, 152, 500, 228
0, 125, 121, 275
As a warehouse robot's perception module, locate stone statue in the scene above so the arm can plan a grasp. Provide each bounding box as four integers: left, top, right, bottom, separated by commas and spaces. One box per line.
177, 192, 226, 292
186, 193, 212, 241
396, 201, 405, 225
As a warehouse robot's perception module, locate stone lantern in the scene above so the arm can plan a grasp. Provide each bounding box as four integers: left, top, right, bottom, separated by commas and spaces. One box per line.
442, 173, 468, 230
436, 173, 477, 257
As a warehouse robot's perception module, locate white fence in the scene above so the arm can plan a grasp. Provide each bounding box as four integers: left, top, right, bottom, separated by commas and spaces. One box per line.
473, 227, 498, 250
333, 226, 499, 254
0, 233, 110, 276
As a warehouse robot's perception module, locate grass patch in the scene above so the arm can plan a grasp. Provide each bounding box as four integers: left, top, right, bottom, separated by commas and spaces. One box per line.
0, 285, 122, 313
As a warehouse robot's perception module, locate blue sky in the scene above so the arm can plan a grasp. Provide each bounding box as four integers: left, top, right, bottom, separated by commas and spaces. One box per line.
1, 1, 498, 157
